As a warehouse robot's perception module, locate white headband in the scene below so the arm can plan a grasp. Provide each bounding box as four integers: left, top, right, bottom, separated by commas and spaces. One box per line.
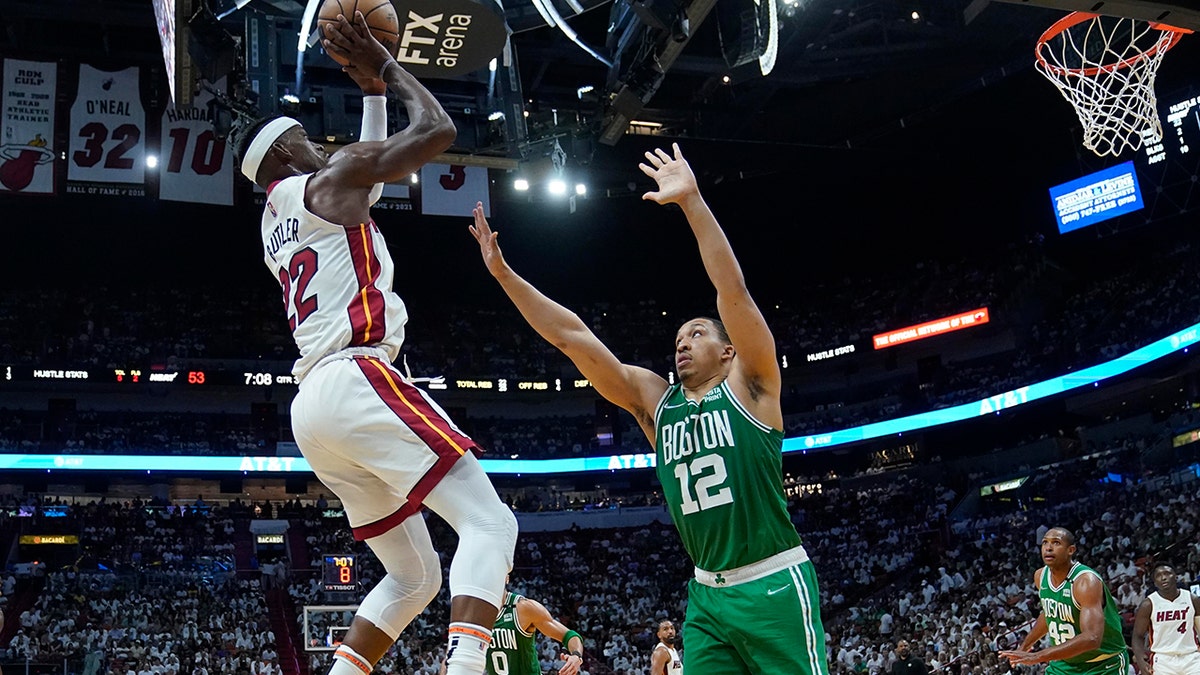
240, 116, 302, 182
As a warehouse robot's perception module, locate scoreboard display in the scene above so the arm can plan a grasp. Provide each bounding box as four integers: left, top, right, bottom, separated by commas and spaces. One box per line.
0, 365, 595, 395
322, 554, 358, 592
1142, 88, 1200, 165
1142, 84, 1200, 166
0, 365, 296, 387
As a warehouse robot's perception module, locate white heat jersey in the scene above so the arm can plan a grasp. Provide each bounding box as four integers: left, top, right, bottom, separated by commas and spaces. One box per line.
261, 174, 407, 381
654, 643, 683, 675
1149, 591, 1199, 656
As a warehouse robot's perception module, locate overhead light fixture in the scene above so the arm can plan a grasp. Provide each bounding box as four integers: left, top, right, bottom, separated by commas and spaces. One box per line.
548, 179, 567, 195
722, 75, 731, 84
574, 183, 587, 196
911, 10, 921, 21
297, 0, 320, 53
410, 174, 419, 184
146, 155, 159, 169
576, 85, 595, 98
280, 93, 300, 105
488, 111, 505, 121
489, 58, 498, 72
514, 178, 530, 191
758, 0, 779, 76
629, 120, 663, 128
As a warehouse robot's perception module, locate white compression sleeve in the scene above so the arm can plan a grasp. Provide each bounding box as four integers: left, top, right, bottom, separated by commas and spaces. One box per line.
361, 95, 387, 205
422, 453, 517, 609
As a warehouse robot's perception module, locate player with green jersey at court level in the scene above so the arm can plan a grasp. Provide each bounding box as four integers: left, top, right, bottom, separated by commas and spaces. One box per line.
469, 143, 829, 675
1000, 527, 1129, 674
485, 590, 584, 675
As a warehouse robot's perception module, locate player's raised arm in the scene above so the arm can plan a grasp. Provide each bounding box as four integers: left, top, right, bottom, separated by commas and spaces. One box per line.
470, 203, 668, 442
640, 144, 780, 417
321, 12, 455, 187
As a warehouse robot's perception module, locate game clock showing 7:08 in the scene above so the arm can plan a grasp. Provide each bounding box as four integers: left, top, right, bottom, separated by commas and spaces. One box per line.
323, 555, 358, 592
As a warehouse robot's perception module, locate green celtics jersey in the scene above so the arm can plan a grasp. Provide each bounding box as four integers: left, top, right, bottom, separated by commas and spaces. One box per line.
1038, 562, 1128, 667
487, 593, 540, 675
654, 380, 801, 572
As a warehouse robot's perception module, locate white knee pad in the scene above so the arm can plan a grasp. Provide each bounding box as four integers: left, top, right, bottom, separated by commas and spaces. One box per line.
358, 518, 442, 640
355, 569, 441, 641
424, 454, 519, 608
447, 503, 518, 608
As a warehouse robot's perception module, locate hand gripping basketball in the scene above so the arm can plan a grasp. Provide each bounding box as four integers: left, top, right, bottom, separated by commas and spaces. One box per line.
322, 12, 396, 84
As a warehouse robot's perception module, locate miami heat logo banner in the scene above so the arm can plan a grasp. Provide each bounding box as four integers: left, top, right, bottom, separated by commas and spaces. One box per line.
67, 64, 146, 197
159, 80, 233, 205
0, 59, 57, 195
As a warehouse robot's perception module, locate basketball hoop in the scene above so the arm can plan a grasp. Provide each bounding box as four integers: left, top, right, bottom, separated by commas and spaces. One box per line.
1035, 12, 1192, 158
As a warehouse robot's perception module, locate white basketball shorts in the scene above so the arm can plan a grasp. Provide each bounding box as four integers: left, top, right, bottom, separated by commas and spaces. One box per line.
291, 347, 479, 540
1151, 651, 1200, 675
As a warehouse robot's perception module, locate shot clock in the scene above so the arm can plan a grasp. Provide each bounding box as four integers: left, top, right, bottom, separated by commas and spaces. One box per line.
323, 554, 358, 592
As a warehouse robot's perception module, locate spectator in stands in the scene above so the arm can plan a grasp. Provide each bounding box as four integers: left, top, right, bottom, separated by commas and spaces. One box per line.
890, 640, 928, 675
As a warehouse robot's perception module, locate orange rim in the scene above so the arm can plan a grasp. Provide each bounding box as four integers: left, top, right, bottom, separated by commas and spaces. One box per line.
1035, 11, 1192, 77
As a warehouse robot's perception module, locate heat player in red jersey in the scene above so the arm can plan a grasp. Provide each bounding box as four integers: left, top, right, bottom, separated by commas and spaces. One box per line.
231, 13, 516, 675
1131, 564, 1200, 675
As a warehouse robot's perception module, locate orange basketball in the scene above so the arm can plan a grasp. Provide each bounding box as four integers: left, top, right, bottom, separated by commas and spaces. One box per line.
317, 0, 400, 67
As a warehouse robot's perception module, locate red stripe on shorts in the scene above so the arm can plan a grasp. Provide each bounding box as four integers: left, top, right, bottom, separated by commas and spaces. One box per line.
344, 222, 387, 345
350, 356, 478, 541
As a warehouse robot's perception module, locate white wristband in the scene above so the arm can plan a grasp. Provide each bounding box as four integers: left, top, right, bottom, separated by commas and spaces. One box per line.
361, 95, 387, 205
361, 95, 387, 142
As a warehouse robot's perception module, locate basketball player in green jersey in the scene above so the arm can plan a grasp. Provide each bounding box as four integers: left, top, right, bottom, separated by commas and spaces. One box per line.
1000, 527, 1129, 674
485, 589, 584, 675
469, 143, 829, 675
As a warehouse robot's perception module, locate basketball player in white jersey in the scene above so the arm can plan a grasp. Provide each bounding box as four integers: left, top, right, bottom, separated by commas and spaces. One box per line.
650, 620, 683, 675
231, 13, 516, 675
1131, 564, 1200, 675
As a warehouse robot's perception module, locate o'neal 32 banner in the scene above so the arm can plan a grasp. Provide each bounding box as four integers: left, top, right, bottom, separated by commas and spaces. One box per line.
0, 59, 57, 195
67, 64, 146, 197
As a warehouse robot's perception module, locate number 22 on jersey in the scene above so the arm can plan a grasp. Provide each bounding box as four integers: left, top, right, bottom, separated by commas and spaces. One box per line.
279, 245, 319, 331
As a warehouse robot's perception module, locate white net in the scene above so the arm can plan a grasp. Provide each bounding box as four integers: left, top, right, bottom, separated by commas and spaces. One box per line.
1035, 13, 1188, 158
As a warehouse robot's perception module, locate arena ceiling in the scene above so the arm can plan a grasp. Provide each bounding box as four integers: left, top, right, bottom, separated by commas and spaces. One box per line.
2, 0, 1198, 188
0, 1, 1132, 142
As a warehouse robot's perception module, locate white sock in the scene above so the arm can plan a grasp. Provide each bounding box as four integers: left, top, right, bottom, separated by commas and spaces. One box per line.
445, 622, 491, 675
329, 645, 372, 675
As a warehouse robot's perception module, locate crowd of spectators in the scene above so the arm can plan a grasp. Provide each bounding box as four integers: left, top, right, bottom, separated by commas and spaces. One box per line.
0, 411, 265, 456
0, 227, 1197, 461
0, 415, 1197, 674
0, 500, 284, 675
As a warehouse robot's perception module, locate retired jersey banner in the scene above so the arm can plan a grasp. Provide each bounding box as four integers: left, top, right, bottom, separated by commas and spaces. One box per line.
0, 59, 57, 195
159, 81, 233, 205
419, 163, 489, 217
67, 65, 146, 196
